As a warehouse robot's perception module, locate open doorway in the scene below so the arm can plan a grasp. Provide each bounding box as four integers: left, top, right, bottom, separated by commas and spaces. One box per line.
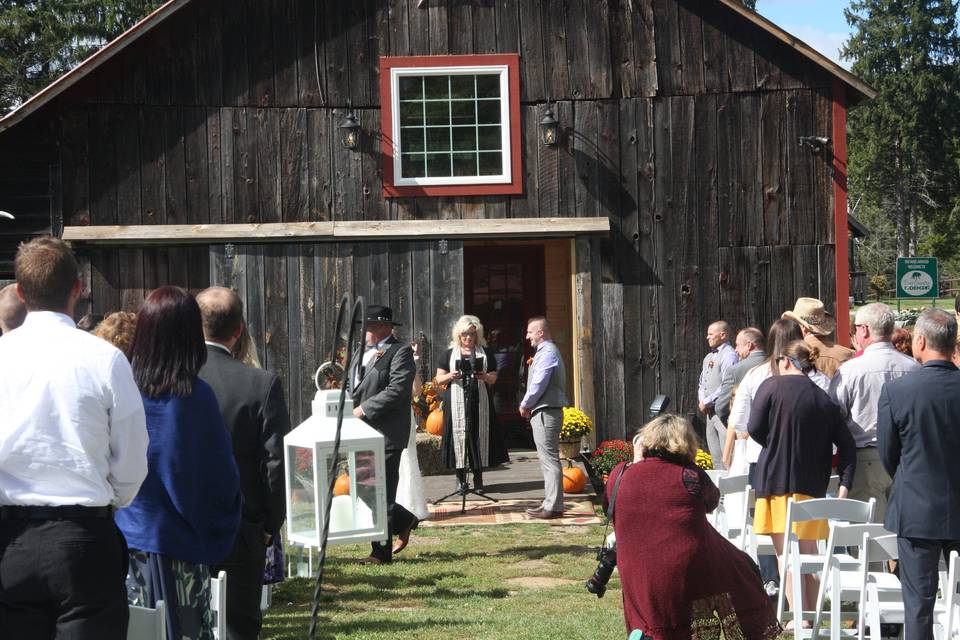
463, 239, 574, 447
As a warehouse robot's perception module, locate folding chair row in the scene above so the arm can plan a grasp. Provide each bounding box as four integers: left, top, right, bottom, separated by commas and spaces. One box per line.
126, 570, 226, 640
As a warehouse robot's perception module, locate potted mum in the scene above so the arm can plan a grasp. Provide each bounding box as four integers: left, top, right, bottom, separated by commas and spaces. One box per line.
588, 439, 635, 482
559, 406, 593, 459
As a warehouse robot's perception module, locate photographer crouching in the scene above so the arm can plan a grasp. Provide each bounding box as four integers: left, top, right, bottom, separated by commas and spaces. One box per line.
601, 415, 780, 640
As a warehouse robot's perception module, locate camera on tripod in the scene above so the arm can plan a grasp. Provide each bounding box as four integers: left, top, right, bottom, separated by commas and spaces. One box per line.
585, 543, 617, 598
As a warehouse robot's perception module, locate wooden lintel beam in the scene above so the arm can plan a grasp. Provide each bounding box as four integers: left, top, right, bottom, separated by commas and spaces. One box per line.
62, 217, 611, 245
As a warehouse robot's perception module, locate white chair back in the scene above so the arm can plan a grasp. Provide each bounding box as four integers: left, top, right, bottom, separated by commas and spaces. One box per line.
128, 600, 166, 640
211, 570, 227, 640
710, 472, 749, 547
810, 522, 891, 640
777, 497, 876, 636
858, 533, 904, 640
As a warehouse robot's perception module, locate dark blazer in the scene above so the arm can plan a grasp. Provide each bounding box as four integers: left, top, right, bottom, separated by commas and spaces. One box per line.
199, 345, 291, 537
716, 349, 766, 425
349, 336, 417, 451
878, 359, 960, 539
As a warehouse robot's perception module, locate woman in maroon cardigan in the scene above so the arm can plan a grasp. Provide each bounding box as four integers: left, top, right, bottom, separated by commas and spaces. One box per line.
605, 415, 779, 640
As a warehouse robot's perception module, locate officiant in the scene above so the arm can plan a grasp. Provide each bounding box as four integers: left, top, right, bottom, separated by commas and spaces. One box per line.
435, 315, 510, 491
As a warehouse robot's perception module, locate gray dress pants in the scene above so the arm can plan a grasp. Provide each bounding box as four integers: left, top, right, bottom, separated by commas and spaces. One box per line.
705, 413, 727, 471
531, 408, 564, 512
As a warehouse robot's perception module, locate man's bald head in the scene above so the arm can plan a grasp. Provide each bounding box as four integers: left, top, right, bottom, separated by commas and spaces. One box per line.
0, 283, 26, 334
196, 286, 244, 343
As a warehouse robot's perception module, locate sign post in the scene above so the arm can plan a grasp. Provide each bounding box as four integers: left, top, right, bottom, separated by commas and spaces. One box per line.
896, 257, 939, 307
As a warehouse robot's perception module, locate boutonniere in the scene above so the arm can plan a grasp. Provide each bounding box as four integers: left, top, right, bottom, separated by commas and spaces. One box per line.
375, 349, 386, 360
526, 356, 534, 366
708, 360, 715, 369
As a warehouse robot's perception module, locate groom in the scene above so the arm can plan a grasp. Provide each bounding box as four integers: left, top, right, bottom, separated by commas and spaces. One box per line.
349, 305, 419, 564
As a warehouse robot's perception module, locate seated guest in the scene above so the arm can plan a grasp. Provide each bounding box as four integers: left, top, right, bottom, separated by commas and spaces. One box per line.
92, 311, 137, 360
606, 415, 780, 640
0, 282, 26, 334
748, 340, 856, 627
115, 286, 241, 640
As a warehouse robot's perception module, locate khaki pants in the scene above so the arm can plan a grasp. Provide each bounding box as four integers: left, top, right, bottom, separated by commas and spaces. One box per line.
848, 446, 892, 522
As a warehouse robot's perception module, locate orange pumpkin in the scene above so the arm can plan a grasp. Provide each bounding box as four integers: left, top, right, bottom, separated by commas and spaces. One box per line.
333, 473, 350, 496
562, 464, 587, 493
426, 408, 445, 436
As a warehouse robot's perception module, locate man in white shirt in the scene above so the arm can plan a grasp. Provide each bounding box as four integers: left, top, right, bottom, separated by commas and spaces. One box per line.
0, 236, 148, 640
829, 302, 919, 521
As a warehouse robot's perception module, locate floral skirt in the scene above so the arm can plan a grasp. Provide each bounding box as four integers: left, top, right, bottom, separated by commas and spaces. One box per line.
127, 549, 213, 640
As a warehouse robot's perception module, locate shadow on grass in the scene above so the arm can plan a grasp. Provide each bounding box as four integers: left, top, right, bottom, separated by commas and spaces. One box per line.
274, 576, 510, 606
264, 615, 450, 640
398, 544, 596, 563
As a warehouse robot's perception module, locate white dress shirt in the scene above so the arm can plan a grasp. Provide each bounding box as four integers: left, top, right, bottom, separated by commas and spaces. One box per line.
829, 341, 920, 447
0, 311, 148, 507
729, 361, 830, 463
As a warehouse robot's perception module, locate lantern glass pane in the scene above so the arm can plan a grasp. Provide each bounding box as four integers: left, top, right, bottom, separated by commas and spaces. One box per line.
288, 445, 317, 541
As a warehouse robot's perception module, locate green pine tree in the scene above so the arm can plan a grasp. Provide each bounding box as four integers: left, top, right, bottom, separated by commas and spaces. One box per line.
843, 0, 960, 261
0, 1, 161, 114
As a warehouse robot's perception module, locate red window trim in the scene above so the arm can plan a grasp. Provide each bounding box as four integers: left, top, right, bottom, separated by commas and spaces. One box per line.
379, 54, 523, 198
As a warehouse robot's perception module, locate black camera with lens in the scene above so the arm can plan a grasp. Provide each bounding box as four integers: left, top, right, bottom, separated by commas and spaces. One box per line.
585, 544, 617, 598
455, 357, 476, 379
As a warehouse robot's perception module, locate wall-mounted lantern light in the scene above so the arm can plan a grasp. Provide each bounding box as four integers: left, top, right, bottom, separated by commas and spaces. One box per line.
798, 136, 831, 156
540, 98, 559, 147
339, 109, 361, 151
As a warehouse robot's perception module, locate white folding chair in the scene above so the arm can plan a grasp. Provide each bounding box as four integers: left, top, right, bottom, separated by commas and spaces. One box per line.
826, 474, 840, 496
855, 532, 908, 640
128, 600, 166, 640
936, 550, 960, 640
210, 570, 227, 640
810, 522, 892, 640
777, 497, 876, 636
710, 473, 749, 547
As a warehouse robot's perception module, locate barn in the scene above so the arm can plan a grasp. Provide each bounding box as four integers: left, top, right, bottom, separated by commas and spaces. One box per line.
0, 0, 874, 443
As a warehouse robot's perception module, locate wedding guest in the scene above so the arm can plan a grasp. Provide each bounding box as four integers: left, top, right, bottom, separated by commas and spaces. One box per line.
197, 286, 290, 638
435, 315, 508, 492
0, 237, 147, 639
0, 282, 26, 333
116, 286, 241, 640
92, 311, 137, 360
606, 414, 779, 639
748, 340, 856, 627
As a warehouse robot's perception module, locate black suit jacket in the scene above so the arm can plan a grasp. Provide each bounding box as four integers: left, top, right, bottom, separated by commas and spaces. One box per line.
348, 336, 416, 451
878, 359, 960, 539
199, 346, 291, 537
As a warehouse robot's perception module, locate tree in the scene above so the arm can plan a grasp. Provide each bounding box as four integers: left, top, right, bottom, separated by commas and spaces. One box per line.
843, 0, 960, 260
740, 0, 757, 9
0, 1, 160, 114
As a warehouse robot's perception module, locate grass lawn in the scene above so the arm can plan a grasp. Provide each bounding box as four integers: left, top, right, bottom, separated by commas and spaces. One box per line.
853, 297, 954, 312
263, 523, 628, 640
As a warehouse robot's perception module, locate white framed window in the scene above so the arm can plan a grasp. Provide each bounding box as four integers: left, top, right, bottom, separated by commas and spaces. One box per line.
379, 54, 522, 198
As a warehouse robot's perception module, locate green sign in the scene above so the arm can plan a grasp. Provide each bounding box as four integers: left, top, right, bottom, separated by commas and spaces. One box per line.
896, 257, 939, 298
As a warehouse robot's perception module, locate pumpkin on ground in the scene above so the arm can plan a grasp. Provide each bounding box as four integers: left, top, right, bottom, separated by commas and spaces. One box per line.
562, 462, 587, 493
426, 408, 444, 436
333, 473, 350, 496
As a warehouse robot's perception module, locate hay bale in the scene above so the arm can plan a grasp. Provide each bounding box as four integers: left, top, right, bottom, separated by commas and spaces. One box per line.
416, 430, 445, 476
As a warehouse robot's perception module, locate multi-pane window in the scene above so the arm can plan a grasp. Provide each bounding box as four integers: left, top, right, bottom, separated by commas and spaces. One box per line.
397, 73, 505, 180
381, 55, 521, 196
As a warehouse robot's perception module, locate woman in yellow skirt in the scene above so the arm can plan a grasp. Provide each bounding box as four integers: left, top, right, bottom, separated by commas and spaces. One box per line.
747, 340, 856, 627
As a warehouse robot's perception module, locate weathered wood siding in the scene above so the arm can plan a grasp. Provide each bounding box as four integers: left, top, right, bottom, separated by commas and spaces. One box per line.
0, 0, 845, 441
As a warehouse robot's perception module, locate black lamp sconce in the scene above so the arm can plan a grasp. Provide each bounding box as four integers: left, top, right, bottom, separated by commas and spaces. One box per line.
339, 106, 361, 151
540, 97, 559, 147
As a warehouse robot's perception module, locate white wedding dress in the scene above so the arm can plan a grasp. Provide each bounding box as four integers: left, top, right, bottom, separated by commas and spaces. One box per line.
396, 410, 429, 521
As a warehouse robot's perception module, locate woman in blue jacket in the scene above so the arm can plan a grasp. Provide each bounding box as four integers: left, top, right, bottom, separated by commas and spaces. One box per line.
115, 285, 241, 640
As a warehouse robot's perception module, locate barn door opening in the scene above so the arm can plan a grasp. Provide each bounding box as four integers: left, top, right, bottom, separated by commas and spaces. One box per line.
463, 239, 574, 447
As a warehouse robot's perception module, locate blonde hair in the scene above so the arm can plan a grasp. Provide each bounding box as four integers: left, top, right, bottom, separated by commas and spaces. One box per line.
636, 414, 699, 464
449, 314, 487, 348
232, 324, 262, 368
783, 339, 819, 372
92, 311, 138, 360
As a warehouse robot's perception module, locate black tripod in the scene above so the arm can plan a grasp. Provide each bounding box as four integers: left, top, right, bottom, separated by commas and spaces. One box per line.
433, 347, 498, 513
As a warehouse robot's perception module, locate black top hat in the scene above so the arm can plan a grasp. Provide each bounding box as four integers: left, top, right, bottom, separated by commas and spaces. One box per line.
364, 304, 402, 326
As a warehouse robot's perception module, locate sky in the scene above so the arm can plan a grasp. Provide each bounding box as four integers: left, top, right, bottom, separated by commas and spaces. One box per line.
755, 0, 855, 69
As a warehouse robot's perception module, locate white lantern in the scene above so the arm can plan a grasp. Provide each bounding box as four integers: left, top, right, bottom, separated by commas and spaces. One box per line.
284, 389, 388, 548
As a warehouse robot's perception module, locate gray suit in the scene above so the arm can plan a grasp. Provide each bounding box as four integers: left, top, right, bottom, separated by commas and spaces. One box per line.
715, 350, 766, 426
348, 336, 417, 561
